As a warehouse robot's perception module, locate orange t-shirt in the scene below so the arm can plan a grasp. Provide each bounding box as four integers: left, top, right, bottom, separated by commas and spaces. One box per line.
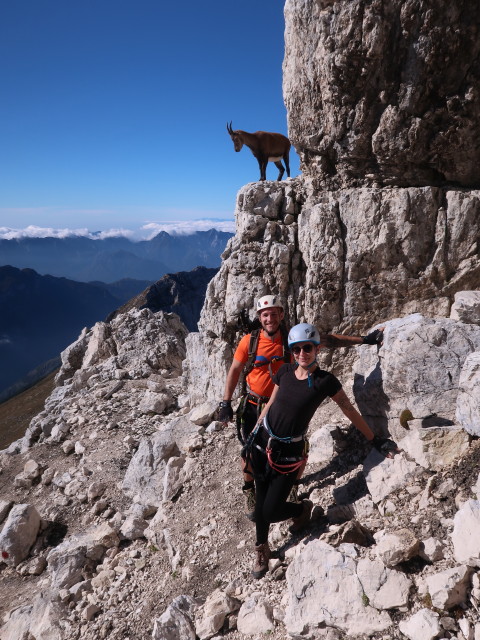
234, 332, 285, 398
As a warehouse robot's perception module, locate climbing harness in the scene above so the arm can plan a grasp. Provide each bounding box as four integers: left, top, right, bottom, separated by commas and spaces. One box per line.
242, 415, 309, 476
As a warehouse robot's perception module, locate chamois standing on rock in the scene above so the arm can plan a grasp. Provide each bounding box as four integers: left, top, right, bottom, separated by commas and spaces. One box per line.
226, 121, 291, 181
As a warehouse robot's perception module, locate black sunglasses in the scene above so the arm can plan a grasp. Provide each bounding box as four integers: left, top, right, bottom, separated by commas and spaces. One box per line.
292, 344, 315, 355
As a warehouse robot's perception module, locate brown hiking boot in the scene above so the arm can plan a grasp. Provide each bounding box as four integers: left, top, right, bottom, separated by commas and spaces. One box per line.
252, 542, 271, 579
289, 499, 313, 533
243, 485, 256, 522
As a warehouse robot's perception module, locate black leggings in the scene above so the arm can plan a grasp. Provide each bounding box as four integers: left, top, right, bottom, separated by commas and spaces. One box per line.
252, 448, 303, 544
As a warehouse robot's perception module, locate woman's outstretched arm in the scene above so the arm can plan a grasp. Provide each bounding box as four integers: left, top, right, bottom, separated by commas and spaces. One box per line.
331, 389, 375, 441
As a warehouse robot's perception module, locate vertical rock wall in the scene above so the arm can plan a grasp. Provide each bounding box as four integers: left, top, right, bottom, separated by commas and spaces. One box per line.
283, 0, 480, 189
184, 181, 480, 405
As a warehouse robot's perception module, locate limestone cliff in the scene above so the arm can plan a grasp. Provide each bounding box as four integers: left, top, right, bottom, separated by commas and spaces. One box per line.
283, 0, 480, 189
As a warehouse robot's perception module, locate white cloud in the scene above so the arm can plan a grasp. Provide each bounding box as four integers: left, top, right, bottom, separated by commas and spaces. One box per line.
0, 219, 235, 242
0, 225, 94, 240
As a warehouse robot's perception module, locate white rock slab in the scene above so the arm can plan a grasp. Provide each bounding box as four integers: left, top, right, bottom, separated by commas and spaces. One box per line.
237, 596, 274, 635
450, 291, 480, 325
363, 450, 421, 503
452, 500, 480, 567
284, 540, 391, 637
456, 352, 480, 436
0, 503, 41, 566
399, 426, 470, 470
357, 557, 412, 609
398, 608, 441, 640
424, 565, 473, 610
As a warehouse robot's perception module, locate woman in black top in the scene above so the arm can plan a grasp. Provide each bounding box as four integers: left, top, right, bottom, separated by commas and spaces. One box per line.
247, 322, 397, 579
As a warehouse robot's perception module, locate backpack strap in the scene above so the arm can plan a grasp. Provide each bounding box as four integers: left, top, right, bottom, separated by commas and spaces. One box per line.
240, 329, 260, 395
280, 323, 291, 364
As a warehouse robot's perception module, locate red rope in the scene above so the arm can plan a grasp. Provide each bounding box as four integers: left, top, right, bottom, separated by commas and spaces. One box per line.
266, 447, 307, 475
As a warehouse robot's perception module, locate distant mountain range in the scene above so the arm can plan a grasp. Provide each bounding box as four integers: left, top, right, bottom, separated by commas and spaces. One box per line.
0, 264, 219, 402
0, 229, 233, 283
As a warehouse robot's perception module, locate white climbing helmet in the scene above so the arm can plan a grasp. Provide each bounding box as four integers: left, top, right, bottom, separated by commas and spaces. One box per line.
287, 323, 321, 347
256, 294, 283, 314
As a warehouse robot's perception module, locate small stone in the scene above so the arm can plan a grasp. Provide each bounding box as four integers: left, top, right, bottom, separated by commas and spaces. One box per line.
82, 603, 101, 621
41, 468, 55, 485
62, 440, 75, 455
75, 442, 86, 456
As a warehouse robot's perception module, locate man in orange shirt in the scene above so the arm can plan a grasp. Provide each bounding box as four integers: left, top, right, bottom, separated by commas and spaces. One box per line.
217, 294, 383, 520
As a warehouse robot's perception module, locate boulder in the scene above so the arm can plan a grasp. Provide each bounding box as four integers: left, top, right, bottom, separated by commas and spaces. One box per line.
450, 291, 480, 325
0, 503, 41, 566
363, 450, 421, 503
456, 352, 480, 436
354, 315, 480, 441
419, 537, 445, 563
0, 594, 64, 640
357, 557, 412, 610
452, 500, 480, 567
139, 390, 174, 415
237, 595, 274, 635
424, 565, 473, 610
188, 402, 217, 426
399, 425, 470, 471
152, 595, 197, 640
398, 608, 441, 640
195, 590, 239, 640
308, 425, 337, 464
284, 540, 391, 637
374, 529, 420, 567
122, 432, 180, 507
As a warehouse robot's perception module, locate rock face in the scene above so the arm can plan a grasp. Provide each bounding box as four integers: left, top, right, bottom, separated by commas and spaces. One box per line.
283, 0, 480, 189
109, 266, 219, 331
184, 182, 480, 406
353, 314, 480, 439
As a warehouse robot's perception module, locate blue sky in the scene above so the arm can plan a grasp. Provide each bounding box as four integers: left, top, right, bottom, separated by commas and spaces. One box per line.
0, 1, 300, 239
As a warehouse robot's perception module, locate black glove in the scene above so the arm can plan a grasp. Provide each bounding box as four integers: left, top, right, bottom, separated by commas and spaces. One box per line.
371, 435, 399, 457
362, 329, 384, 346
216, 400, 233, 423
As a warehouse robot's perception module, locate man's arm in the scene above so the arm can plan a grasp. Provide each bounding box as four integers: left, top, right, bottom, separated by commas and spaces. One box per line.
217, 358, 245, 424
223, 358, 245, 402
320, 328, 384, 349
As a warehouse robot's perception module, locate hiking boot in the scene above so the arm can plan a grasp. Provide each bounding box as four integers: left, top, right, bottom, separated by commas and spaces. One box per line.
252, 542, 271, 579
243, 485, 256, 522
289, 499, 313, 533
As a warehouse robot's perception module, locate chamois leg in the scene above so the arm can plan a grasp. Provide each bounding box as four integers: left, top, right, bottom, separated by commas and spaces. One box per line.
283, 151, 291, 178
257, 158, 268, 181
274, 161, 285, 181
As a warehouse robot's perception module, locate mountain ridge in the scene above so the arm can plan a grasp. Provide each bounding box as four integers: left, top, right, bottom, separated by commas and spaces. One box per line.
0, 229, 233, 283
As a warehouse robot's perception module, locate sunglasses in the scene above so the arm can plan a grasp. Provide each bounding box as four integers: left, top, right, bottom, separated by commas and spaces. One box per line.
292, 344, 315, 355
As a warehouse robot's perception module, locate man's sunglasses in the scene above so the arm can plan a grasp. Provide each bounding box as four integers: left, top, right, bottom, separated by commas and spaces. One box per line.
292, 344, 315, 355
